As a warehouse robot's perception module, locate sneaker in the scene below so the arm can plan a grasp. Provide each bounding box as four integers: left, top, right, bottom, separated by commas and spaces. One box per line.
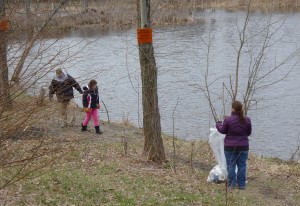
238, 186, 246, 190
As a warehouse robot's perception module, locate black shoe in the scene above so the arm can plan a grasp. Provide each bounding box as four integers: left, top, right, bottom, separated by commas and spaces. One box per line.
95, 126, 103, 135
81, 124, 87, 131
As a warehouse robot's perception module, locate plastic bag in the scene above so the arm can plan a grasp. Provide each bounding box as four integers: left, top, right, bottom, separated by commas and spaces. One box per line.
207, 128, 227, 183
207, 165, 226, 183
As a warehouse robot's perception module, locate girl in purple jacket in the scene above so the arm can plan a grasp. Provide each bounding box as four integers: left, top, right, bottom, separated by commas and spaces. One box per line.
216, 100, 252, 190
81, 79, 102, 135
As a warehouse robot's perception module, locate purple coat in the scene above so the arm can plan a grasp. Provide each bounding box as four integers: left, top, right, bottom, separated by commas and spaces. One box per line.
216, 112, 252, 147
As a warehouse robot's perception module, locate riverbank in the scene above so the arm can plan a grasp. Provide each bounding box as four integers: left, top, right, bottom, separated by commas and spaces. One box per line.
7, 0, 300, 38
0, 98, 300, 205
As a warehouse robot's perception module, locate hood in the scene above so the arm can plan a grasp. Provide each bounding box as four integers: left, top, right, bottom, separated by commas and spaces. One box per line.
83, 85, 89, 91
54, 72, 67, 82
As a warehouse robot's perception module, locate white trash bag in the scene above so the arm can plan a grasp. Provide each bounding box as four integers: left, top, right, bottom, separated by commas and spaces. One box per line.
207, 165, 226, 183
207, 128, 227, 183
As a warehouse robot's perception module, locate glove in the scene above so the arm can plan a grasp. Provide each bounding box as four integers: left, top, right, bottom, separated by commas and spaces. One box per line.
97, 104, 100, 109
79, 90, 83, 94
83, 108, 92, 113
216, 121, 222, 124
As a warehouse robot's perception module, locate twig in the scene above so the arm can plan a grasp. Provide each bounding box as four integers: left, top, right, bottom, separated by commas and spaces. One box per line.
190, 141, 195, 171
290, 145, 300, 161
101, 100, 110, 123
172, 97, 179, 173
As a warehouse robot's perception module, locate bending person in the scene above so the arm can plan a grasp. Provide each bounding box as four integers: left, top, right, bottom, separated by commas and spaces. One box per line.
49, 68, 83, 127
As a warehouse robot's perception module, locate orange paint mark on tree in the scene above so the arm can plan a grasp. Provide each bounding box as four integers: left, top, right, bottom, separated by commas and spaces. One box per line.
137, 28, 152, 44
0, 19, 9, 31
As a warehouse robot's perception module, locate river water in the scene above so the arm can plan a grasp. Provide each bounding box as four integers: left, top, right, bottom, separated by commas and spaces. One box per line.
26, 10, 300, 160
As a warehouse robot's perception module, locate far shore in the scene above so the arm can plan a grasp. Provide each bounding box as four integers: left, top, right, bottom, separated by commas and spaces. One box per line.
6, 0, 300, 38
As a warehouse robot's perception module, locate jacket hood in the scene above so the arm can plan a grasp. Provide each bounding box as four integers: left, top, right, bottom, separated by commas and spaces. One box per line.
54, 72, 67, 82
83, 85, 89, 91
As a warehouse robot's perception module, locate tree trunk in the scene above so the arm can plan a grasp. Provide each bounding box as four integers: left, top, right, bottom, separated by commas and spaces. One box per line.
25, 0, 31, 17
137, 0, 165, 162
82, 0, 88, 13
0, 0, 12, 110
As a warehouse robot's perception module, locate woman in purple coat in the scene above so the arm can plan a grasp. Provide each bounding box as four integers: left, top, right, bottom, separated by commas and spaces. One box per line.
216, 100, 252, 190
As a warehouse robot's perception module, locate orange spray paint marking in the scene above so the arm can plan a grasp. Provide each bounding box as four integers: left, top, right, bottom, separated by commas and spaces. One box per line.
0, 19, 9, 31
137, 28, 153, 45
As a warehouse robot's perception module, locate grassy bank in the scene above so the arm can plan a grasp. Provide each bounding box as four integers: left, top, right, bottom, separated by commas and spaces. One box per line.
1, 113, 300, 205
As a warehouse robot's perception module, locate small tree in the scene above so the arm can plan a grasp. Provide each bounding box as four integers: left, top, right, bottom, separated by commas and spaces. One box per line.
198, 1, 300, 120
0, 0, 94, 190
11, 0, 70, 86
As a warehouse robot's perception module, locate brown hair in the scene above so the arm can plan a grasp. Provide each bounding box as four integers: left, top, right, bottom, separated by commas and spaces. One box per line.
232, 100, 244, 121
88, 79, 97, 89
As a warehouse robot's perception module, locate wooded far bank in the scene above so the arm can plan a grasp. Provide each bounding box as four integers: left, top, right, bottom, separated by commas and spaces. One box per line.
4, 0, 300, 36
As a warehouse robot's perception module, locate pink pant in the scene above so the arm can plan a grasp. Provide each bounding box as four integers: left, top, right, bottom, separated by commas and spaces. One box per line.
83, 109, 99, 126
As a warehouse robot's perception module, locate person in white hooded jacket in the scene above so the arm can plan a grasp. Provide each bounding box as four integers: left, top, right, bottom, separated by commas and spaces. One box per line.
49, 68, 83, 126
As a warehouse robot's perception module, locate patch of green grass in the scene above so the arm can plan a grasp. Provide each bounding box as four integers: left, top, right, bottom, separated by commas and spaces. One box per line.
113, 192, 136, 206
3, 126, 300, 206
15, 152, 288, 206
18, 163, 209, 205
27, 168, 110, 205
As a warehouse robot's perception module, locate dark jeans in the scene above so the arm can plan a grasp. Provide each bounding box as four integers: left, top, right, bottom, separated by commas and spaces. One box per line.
224, 150, 248, 189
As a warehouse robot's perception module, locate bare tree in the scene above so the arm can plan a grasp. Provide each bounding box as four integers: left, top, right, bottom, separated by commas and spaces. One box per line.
0, 0, 95, 190
172, 97, 179, 172
137, 0, 165, 163
11, 0, 70, 86
198, 1, 300, 121
239, 16, 299, 115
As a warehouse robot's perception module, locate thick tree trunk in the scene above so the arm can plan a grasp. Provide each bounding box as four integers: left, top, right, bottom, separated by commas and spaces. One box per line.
0, 0, 12, 110
139, 45, 165, 162
138, 0, 165, 162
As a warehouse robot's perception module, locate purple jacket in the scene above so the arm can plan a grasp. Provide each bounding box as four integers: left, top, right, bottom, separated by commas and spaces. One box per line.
216, 112, 252, 147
